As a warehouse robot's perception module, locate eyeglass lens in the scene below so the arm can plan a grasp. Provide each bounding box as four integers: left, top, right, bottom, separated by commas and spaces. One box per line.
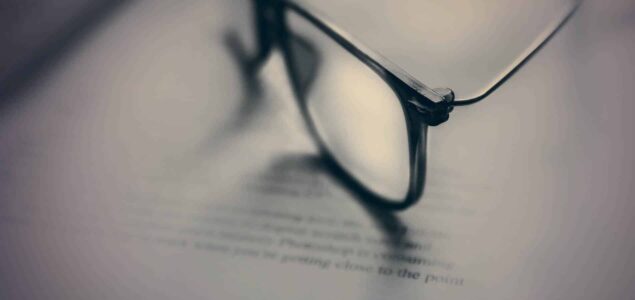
286, 10, 412, 202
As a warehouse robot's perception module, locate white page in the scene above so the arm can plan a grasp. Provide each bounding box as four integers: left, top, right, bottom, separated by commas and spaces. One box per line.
1, 0, 634, 299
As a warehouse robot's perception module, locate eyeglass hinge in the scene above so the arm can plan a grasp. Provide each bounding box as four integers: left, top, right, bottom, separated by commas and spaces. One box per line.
408, 88, 455, 126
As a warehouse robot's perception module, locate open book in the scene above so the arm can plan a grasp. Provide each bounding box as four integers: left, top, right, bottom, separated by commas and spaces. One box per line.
1, 1, 633, 299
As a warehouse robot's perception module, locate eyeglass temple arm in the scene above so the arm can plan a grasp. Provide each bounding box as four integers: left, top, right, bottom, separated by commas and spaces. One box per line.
452, 0, 582, 106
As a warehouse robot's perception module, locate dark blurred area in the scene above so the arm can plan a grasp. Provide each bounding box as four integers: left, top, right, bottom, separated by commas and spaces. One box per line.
0, 0, 128, 101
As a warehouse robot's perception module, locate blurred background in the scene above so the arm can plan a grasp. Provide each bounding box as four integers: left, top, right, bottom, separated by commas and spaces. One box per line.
1, 0, 634, 299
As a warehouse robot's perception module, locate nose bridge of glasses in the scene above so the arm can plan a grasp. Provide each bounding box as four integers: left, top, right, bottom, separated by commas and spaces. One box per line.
407, 87, 455, 126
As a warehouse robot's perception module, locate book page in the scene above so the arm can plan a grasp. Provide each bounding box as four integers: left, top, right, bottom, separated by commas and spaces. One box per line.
1, 0, 634, 299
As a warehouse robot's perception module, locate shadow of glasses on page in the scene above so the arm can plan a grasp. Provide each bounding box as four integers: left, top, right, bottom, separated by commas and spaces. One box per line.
258, 154, 419, 272
221, 31, 268, 132
320, 155, 416, 257
196, 23, 320, 157
195, 30, 268, 155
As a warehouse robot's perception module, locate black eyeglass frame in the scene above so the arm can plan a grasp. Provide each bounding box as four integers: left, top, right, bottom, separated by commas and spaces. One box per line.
245, 0, 581, 210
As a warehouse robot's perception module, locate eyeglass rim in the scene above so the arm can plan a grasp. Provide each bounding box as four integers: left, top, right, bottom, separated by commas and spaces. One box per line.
283, 0, 582, 115
253, 0, 581, 210
271, 1, 432, 209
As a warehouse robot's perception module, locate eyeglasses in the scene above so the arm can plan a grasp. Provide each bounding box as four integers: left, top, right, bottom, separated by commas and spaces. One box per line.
239, 0, 580, 210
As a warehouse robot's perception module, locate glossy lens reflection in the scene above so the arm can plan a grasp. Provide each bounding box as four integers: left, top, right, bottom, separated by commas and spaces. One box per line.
286, 11, 411, 201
